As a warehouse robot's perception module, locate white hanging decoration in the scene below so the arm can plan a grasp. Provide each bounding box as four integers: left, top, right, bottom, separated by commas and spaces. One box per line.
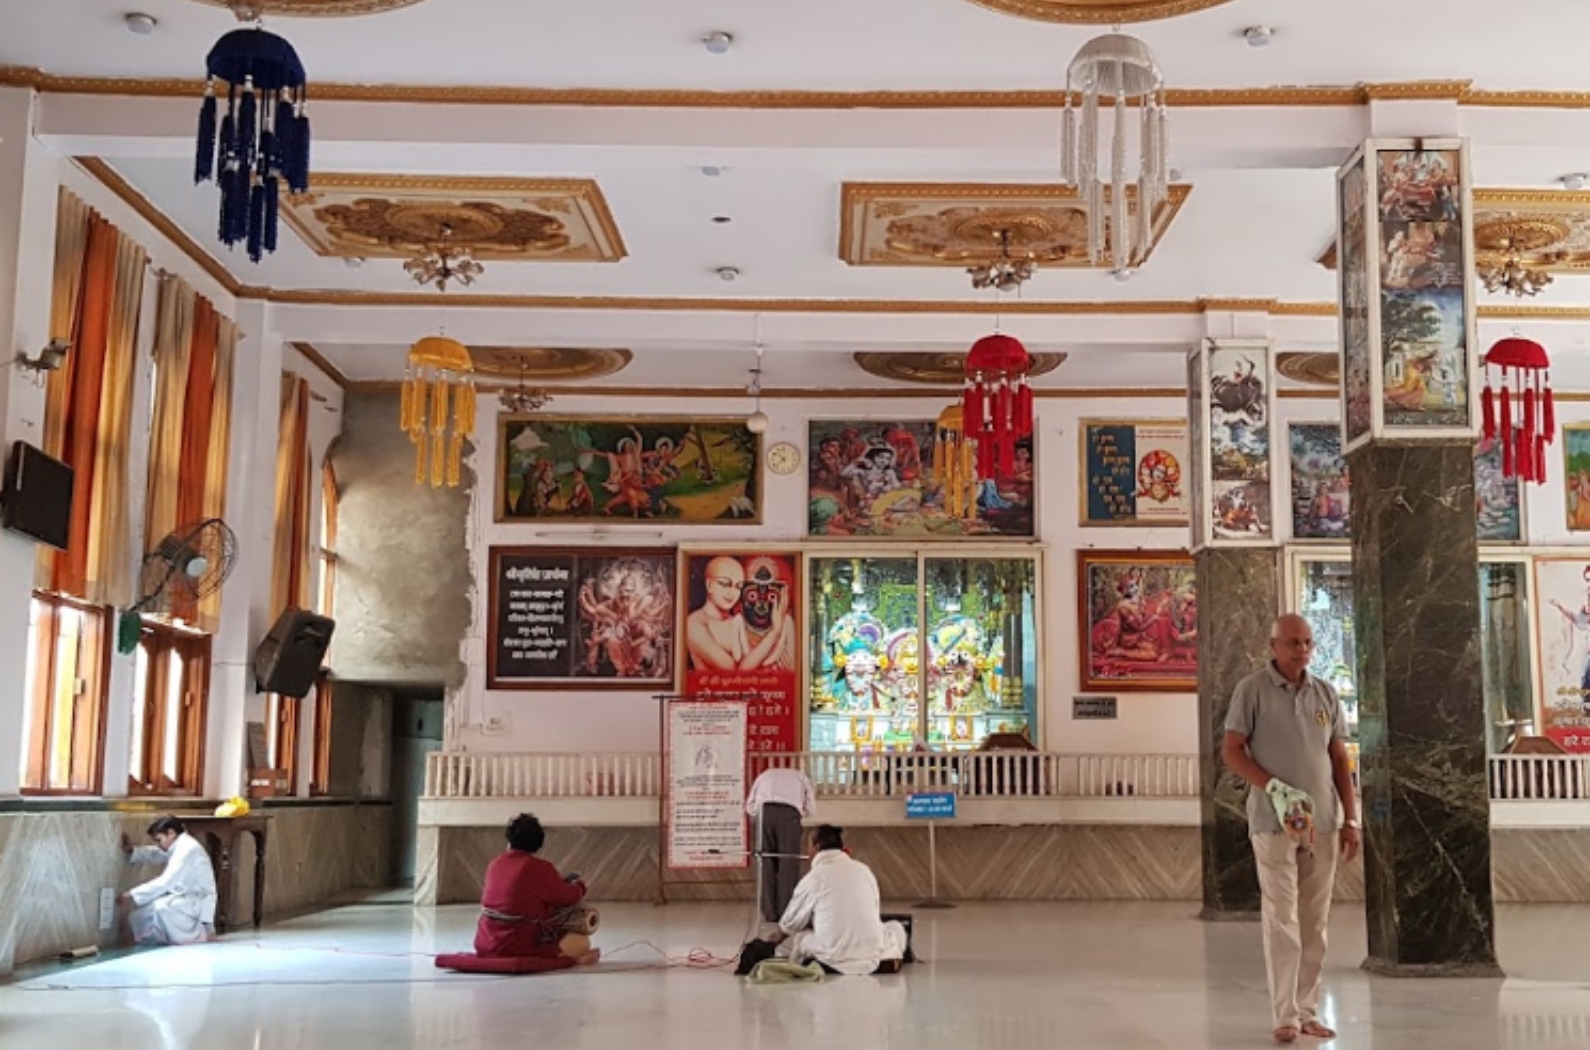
1059, 33, 1169, 270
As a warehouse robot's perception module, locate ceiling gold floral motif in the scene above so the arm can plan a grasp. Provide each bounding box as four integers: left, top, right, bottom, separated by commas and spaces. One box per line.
840, 182, 1191, 269
467, 347, 632, 381
1276, 352, 1340, 388
181, 0, 429, 15
1319, 188, 1590, 273
281, 174, 626, 261
853, 350, 1067, 385
960, 0, 1237, 24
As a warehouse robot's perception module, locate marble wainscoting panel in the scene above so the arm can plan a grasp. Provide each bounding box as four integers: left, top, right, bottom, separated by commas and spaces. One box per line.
1350, 442, 1498, 975
231, 803, 394, 921
1493, 828, 1590, 903
1195, 548, 1282, 918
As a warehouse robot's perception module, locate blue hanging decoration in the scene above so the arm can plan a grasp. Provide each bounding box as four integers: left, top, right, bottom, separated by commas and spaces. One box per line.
194, 26, 309, 262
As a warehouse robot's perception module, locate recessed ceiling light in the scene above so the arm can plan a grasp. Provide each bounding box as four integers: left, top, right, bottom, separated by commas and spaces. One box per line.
343, 256, 366, 269
711, 215, 733, 225
700, 165, 724, 178
703, 31, 734, 55
716, 266, 740, 282
125, 12, 158, 35
1111, 268, 1135, 282
1562, 173, 1588, 191
1242, 26, 1274, 47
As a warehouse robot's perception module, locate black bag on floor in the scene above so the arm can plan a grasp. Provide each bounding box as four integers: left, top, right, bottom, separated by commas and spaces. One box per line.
735, 938, 778, 976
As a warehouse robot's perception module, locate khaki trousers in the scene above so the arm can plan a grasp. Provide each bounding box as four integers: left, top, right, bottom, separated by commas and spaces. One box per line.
1251, 831, 1340, 1030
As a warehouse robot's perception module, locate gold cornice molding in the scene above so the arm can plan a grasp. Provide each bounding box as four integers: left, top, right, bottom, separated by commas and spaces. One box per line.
181, 0, 426, 14
345, 379, 1187, 400
8, 67, 1590, 112
961, 0, 1237, 24
74, 156, 244, 297
1361, 80, 1473, 102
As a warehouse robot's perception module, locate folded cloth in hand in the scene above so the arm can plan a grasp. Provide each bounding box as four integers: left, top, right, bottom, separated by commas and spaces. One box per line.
1266, 779, 1316, 849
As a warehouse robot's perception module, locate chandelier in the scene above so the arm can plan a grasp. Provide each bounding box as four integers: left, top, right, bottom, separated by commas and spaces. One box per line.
497, 357, 553, 414
1477, 249, 1553, 298
401, 335, 476, 487
404, 223, 484, 292
967, 229, 1037, 292
1059, 33, 1169, 270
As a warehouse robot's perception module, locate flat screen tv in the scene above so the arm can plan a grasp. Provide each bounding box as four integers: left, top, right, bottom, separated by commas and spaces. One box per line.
2, 441, 73, 551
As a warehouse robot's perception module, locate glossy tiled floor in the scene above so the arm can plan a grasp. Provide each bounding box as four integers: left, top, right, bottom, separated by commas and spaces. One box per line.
3, 899, 1589, 1049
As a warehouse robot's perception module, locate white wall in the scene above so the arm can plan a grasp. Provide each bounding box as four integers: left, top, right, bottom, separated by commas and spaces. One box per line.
452, 392, 1204, 757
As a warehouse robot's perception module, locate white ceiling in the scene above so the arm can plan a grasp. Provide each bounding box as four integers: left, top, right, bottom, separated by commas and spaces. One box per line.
9, 0, 1590, 386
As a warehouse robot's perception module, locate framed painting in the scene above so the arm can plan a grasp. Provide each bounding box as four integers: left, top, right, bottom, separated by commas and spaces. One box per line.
1204, 342, 1274, 543
807, 419, 1034, 538
1289, 423, 1350, 541
1474, 435, 1522, 543
1337, 150, 1374, 449
1566, 425, 1590, 532
496, 416, 762, 524
487, 546, 676, 690
1078, 549, 1198, 693
1531, 557, 1590, 753
1079, 419, 1189, 527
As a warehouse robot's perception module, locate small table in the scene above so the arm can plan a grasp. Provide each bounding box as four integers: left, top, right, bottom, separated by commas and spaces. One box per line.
182, 815, 270, 934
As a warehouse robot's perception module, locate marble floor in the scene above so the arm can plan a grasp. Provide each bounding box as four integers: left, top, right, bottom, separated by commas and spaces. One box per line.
2, 898, 1589, 1049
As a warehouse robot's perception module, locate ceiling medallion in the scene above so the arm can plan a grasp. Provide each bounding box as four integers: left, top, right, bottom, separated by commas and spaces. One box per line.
967, 228, 1037, 292
183, 1, 430, 17
467, 347, 632, 382
961, 0, 1236, 25
1474, 217, 1568, 298
1275, 352, 1340, 388
853, 350, 1066, 385
403, 222, 483, 292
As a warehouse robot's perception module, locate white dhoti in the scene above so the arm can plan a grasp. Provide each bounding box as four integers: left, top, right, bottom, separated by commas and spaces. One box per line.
129, 895, 214, 946
780, 920, 907, 975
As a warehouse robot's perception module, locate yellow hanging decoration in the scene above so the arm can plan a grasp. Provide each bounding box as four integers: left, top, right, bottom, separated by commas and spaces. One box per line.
401, 335, 475, 487
932, 405, 978, 522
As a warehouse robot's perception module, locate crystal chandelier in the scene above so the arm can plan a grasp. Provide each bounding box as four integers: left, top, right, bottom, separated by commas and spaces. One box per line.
967, 229, 1037, 292
1478, 248, 1553, 298
497, 357, 552, 414
403, 223, 484, 292
1059, 33, 1169, 270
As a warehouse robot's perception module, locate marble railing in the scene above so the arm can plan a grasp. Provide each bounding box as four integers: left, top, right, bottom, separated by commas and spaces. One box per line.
426, 750, 1590, 803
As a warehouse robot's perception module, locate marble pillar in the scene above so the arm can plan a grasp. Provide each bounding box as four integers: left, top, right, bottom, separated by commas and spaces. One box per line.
1196, 548, 1281, 919
1349, 443, 1500, 975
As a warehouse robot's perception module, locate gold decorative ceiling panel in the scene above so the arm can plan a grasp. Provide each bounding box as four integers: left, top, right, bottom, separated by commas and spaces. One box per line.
1319, 188, 1590, 273
468, 347, 632, 381
840, 182, 1190, 270
182, 1, 429, 15
1276, 352, 1340, 388
961, 0, 1238, 24
281, 174, 626, 261
853, 350, 1067, 385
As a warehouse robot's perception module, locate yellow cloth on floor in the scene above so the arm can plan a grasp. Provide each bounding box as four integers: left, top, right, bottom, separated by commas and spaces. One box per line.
747, 960, 825, 983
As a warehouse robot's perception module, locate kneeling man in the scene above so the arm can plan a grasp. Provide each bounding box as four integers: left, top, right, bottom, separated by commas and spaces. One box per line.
119, 816, 218, 946
773, 825, 906, 975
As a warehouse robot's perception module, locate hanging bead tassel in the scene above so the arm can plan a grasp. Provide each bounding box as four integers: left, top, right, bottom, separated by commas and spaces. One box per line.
195, 79, 217, 183
1500, 381, 1514, 476
1060, 89, 1076, 185
262, 174, 280, 254
399, 370, 414, 432
246, 176, 266, 263
1481, 376, 1496, 441
1544, 371, 1557, 442
1111, 90, 1128, 270
1015, 376, 1034, 438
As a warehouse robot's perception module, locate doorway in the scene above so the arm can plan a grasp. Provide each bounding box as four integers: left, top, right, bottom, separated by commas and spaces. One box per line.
390, 691, 443, 885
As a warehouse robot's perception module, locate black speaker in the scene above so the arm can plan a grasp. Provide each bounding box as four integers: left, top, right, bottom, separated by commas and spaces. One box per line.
254, 608, 335, 698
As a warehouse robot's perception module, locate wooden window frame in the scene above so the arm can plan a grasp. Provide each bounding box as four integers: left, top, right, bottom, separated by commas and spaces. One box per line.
267, 692, 301, 796
22, 591, 112, 796
310, 671, 334, 797
127, 620, 211, 797
317, 459, 338, 619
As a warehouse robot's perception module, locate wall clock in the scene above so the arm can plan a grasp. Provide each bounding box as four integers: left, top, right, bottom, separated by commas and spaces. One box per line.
766, 441, 803, 476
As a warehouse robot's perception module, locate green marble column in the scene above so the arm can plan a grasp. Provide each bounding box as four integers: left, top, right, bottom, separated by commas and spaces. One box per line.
1196, 547, 1280, 919
1349, 442, 1501, 975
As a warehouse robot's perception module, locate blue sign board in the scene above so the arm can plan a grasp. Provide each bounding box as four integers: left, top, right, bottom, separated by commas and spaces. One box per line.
905, 792, 956, 820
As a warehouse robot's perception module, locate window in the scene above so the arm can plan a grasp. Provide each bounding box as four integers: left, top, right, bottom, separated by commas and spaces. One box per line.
317, 461, 338, 618
128, 620, 211, 795
311, 672, 333, 796
19, 592, 111, 794
265, 693, 300, 794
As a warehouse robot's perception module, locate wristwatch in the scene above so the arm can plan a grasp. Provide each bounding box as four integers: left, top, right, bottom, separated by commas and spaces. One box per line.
1344, 819, 1362, 829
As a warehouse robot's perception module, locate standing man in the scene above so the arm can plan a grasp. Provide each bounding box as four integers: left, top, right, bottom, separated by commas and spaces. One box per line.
746, 764, 816, 922
1222, 613, 1361, 1045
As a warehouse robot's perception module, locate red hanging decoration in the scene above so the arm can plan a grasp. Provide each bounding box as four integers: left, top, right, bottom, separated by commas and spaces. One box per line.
1483, 337, 1554, 484
961, 333, 1034, 480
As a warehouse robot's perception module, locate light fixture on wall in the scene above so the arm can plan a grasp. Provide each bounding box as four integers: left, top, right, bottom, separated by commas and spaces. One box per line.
966, 228, 1036, 293
14, 338, 71, 376
497, 355, 553, 415
404, 223, 484, 293
745, 344, 769, 434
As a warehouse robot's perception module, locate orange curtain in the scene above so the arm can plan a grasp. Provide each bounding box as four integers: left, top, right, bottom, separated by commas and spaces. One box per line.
144, 273, 197, 554
271, 374, 313, 616
197, 316, 237, 631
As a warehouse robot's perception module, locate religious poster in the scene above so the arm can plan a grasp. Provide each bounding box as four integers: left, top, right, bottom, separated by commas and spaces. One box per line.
1474, 435, 1523, 543
1206, 345, 1272, 541
1338, 153, 1374, 447
496, 416, 761, 524
1530, 558, 1590, 754
1078, 549, 1197, 692
1186, 348, 1207, 551
487, 547, 675, 690
1080, 419, 1189, 527
1564, 425, 1590, 532
1375, 147, 1471, 430
664, 698, 749, 868
681, 550, 802, 754
1289, 423, 1350, 541
807, 419, 1034, 538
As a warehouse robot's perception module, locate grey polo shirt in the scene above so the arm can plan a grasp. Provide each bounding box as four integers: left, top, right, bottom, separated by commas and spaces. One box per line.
1224, 662, 1348, 835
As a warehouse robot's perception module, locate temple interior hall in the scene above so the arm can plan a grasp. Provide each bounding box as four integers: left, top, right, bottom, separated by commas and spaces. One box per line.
5, 1, 1590, 1048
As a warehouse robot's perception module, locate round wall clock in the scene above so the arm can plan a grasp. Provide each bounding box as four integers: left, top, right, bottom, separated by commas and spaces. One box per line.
766, 441, 803, 476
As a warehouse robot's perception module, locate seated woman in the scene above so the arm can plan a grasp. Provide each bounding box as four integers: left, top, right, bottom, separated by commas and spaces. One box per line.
437, 813, 600, 973
118, 815, 218, 946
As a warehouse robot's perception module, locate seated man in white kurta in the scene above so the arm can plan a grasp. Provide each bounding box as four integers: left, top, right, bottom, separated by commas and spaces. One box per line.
119, 816, 218, 946
771, 825, 907, 975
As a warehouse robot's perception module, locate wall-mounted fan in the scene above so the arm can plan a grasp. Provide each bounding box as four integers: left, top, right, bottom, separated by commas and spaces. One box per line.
117, 517, 239, 653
